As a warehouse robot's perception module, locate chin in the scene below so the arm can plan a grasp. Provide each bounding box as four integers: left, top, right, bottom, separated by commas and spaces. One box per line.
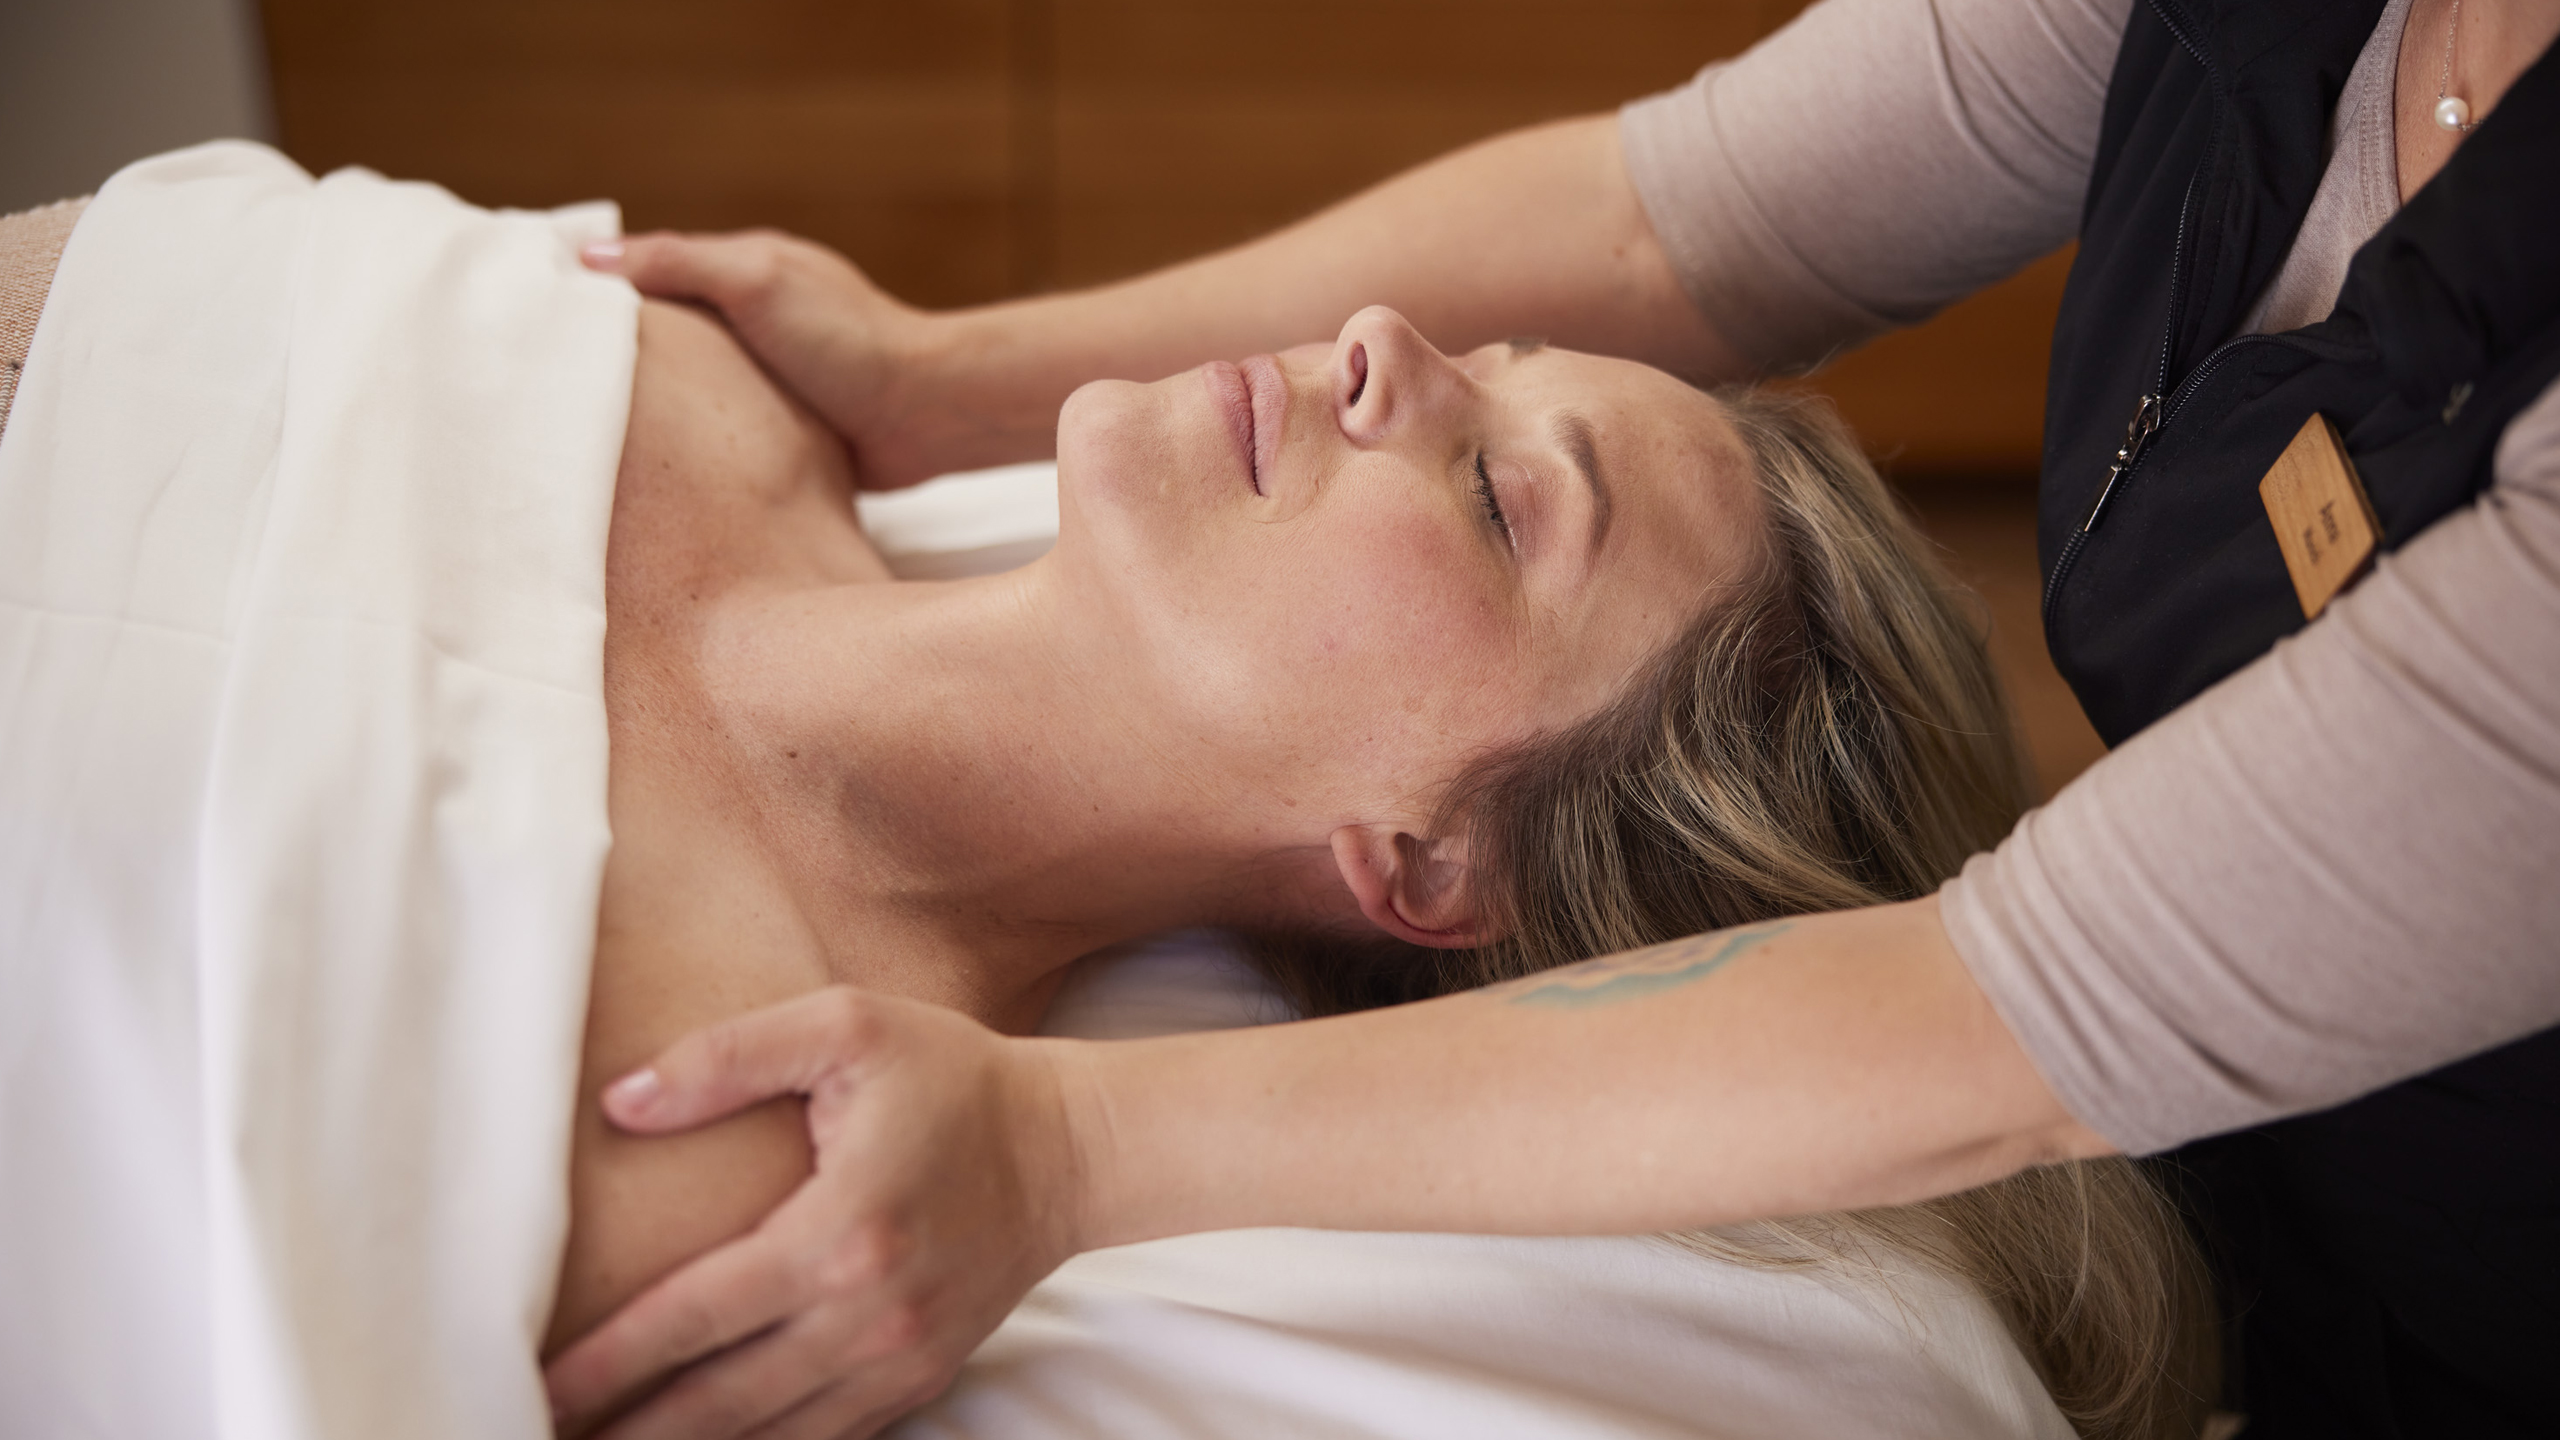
1056, 377, 1171, 508
1053, 370, 1236, 566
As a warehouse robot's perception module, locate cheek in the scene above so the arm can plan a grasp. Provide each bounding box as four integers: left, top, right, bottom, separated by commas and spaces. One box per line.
1066, 435, 1542, 792
1054, 377, 1140, 465
1214, 501, 1535, 773
1294, 516, 1509, 681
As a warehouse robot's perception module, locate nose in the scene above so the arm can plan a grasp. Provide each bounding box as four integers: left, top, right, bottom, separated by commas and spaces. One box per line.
1329, 305, 1465, 447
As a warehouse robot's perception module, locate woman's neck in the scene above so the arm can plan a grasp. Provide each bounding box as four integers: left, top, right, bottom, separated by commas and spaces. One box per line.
701, 560, 1345, 1026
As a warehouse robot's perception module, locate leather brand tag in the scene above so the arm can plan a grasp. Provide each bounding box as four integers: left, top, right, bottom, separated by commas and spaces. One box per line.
2259, 413, 2380, 618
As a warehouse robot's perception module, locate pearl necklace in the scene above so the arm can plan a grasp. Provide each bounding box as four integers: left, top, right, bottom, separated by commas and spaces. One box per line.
2435, 0, 2480, 131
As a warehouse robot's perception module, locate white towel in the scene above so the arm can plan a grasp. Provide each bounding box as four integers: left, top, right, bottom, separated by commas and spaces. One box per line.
0, 142, 634, 1440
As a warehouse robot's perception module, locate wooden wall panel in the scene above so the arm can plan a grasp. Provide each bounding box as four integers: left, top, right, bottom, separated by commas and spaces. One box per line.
1045, 2, 1782, 289
263, 0, 2066, 474
1779, 247, 2074, 478
1908, 492, 2105, 797
263, 0, 1027, 307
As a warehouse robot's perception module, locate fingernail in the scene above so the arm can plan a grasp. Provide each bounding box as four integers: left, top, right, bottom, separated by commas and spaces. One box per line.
606, 1066, 661, 1112
581, 239, 625, 270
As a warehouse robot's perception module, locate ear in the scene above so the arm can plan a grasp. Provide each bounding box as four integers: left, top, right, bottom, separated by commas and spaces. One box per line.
1328, 823, 1497, 949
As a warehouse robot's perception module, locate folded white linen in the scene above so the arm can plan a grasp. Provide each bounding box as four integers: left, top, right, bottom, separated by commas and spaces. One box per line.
905, 1225, 2070, 1440
855, 462, 1059, 579
0, 142, 635, 1440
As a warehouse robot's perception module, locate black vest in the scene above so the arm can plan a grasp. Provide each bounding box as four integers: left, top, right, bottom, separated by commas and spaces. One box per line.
2041, 4, 2560, 1435
2043, 0, 2560, 741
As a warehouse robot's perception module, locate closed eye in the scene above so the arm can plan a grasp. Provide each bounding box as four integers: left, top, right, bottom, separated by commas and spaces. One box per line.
1473, 452, 1512, 545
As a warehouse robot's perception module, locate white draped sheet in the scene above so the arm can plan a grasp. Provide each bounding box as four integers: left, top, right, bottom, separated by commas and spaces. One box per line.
0, 142, 635, 1440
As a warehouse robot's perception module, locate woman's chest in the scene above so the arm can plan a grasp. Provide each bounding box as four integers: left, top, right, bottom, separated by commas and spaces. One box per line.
591, 300, 893, 1003
548, 304, 895, 1350
606, 298, 888, 614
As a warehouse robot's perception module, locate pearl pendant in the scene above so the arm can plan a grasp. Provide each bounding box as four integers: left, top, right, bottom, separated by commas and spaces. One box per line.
2434, 95, 2472, 131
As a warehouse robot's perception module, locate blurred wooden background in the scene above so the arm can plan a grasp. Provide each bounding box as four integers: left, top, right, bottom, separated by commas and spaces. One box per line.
259, 0, 2101, 792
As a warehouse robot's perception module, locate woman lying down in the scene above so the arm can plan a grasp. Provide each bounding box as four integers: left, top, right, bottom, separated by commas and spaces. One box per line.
0, 144, 2208, 1440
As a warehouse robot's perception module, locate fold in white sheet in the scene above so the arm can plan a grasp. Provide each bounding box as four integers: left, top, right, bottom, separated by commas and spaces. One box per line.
0, 142, 635, 1440
906, 1228, 2068, 1440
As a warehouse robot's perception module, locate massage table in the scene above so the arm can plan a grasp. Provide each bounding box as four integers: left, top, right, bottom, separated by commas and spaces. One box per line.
0, 144, 2072, 1440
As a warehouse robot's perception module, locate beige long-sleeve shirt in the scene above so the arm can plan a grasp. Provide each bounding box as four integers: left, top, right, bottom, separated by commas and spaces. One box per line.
1621, 0, 2560, 1154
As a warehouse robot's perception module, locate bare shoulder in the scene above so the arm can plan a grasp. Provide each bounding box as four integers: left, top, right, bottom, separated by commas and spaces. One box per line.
612, 298, 890, 604
556, 300, 875, 1360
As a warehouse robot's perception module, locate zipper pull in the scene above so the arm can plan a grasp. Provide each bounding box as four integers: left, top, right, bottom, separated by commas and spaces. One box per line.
2079, 392, 2163, 533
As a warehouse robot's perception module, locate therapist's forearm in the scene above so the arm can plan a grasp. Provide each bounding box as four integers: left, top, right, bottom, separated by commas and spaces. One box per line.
1049, 895, 2107, 1248
899, 115, 1747, 473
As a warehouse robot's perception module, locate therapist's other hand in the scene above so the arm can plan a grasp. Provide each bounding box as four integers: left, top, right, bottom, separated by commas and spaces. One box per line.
543, 986, 1089, 1440
582, 231, 948, 490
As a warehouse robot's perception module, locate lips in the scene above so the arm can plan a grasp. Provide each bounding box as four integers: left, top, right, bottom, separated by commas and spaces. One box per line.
1205, 360, 1259, 492
1239, 355, 1286, 492
1206, 355, 1289, 496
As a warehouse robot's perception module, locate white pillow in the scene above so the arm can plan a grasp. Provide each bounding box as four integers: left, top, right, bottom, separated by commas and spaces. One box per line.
855, 462, 1059, 579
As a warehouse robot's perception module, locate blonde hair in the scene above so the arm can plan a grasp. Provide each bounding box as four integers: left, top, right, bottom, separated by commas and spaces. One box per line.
1254, 389, 2215, 1440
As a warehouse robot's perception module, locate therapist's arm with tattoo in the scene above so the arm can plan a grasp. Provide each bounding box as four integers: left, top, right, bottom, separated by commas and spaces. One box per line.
1488, 923, 1789, 1007
1066, 898, 2098, 1249
546, 894, 2105, 1439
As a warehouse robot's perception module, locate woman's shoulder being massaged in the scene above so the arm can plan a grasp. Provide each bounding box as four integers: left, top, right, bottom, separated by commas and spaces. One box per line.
558, 296, 2208, 1436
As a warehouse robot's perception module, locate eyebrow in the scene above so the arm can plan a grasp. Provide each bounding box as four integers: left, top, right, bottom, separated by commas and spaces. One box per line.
1552, 410, 1612, 553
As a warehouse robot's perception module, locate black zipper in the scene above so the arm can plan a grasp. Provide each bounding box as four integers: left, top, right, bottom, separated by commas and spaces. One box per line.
2040, 0, 2226, 629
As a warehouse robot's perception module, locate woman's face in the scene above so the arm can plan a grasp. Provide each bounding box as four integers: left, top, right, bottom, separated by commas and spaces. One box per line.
1050, 306, 1765, 828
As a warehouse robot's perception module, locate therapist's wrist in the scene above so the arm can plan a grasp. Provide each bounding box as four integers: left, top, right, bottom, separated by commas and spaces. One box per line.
1029, 1034, 1138, 1257
898, 278, 1251, 481
806, 310, 1008, 488
1036, 1030, 1243, 1255
892, 306, 1078, 472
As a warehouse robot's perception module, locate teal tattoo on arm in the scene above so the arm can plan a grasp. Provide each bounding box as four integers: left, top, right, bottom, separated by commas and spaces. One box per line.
1491, 924, 1791, 1009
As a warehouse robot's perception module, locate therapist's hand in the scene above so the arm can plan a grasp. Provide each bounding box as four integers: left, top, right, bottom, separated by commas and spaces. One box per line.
543, 986, 1091, 1440
582, 231, 957, 490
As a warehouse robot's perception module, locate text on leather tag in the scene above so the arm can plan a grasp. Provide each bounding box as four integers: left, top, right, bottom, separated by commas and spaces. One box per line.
2259, 412, 2380, 619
